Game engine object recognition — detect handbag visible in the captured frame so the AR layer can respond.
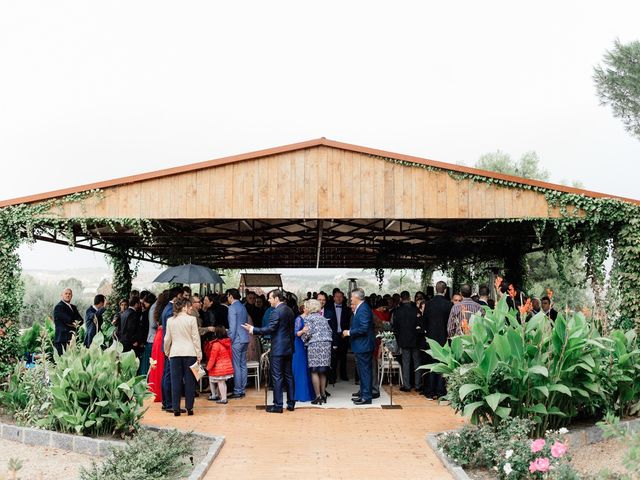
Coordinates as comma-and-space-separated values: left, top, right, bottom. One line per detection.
190, 361, 206, 381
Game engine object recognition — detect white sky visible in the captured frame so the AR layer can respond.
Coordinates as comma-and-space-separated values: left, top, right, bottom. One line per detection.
2, 1, 639, 271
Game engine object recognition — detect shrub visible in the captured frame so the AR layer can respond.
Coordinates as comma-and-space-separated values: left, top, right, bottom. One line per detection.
49, 333, 152, 436
79, 429, 196, 480
423, 297, 640, 436
0, 317, 21, 380
0, 363, 29, 413
0, 359, 53, 428
437, 420, 576, 479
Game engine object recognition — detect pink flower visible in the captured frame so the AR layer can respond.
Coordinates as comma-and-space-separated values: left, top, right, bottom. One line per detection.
551, 441, 567, 458
529, 461, 538, 473
531, 438, 546, 453
535, 458, 550, 472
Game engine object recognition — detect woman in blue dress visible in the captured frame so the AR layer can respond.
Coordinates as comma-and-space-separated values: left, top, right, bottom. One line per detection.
292, 305, 315, 402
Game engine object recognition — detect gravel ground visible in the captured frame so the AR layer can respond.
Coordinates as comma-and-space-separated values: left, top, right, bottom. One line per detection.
570, 437, 629, 478
0, 437, 95, 479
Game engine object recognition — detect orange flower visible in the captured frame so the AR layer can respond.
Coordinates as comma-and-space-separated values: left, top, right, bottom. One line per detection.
518, 298, 532, 317
461, 318, 470, 335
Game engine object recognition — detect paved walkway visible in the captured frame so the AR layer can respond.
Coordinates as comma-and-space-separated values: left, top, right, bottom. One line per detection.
142, 385, 464, 479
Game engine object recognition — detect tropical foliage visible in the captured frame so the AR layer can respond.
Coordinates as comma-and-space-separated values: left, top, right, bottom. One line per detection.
49, 333, 151, 436
0, 332, 151, 437
423, 297, 640, 437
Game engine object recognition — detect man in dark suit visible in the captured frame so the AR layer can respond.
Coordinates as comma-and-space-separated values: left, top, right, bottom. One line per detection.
541, 296, 558, 321
423, 281, 453, 399
84, 294, 106, 348
119, 296, 142, 353
476, 285, 490, 307
344, 288, 375, 405
53, 288, 83, 355
325, 290, 352, 383
393, 290, 423, 392
243, 289, 295, 413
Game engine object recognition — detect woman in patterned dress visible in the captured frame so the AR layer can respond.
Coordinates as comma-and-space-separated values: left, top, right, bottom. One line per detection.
300, 299, 333, 405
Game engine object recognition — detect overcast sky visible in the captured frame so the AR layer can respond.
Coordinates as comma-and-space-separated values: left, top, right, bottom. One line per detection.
2, 1, 639, 272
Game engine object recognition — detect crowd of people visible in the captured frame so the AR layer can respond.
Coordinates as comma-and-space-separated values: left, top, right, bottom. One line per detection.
51, 275, 560, 415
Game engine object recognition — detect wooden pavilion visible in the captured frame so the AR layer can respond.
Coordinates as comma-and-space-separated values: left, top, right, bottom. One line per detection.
1, 138, 638, 272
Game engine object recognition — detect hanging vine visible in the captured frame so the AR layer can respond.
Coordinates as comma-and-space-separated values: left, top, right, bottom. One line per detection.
0, 189, 157, 377
375, 153, 640, 329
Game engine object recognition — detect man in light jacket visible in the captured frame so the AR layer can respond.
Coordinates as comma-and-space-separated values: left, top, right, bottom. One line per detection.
226, 288, 250, 399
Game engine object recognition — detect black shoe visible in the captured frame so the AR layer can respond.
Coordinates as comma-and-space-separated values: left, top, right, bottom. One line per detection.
266, 406, 283, 413
174, 411, 181, 416
352, 392, 361, 397
216, 399, 228, 404
311, 396, 323, 405
228, 393, 245, 399
286, 405, 295, 412
321, 394, 327, 402
372, 392, 380, 399
207, 395, 220, 401
352, 397, 362, 403
400, 386, 411, 392
324, 391, 331, 397
353, 399, 372, 405
187, 410, 194, 416
161, 406, 168, 411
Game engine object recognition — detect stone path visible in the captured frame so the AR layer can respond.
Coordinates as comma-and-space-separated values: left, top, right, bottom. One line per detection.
143, 385, 464, 479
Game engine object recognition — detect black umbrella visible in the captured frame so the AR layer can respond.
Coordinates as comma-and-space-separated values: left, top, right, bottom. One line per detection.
153, 264, 225, 284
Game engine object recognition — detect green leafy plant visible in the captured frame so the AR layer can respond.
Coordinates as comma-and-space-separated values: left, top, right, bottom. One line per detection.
48, 333, 152, 436
0, 317, 20, 380
423, 297, 638, 436
79, 429, 196, 480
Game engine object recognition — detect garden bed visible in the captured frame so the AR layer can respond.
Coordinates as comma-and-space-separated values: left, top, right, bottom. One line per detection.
0, 421, 224, 480
427, 417, 640, 480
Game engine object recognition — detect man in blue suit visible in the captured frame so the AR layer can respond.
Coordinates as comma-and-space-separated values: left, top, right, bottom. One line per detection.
226, 288, 250, 399
84, 294, 106, 348
243, 289, 295, 413
343, 288, 375, 405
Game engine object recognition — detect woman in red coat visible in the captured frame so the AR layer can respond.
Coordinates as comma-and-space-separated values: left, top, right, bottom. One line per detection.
206, 326, 234, 404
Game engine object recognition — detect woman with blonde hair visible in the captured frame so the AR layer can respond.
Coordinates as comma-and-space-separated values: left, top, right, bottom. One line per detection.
300, 298, 332, 404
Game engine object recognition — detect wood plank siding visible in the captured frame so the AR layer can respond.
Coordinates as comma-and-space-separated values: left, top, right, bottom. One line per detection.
48, 145, 558, 220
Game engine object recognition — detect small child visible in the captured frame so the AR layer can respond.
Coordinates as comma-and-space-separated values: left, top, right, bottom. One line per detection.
206, 326, 234, 404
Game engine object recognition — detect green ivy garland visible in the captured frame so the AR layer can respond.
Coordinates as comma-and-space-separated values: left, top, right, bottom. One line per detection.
375, 154, 640, 328
104, 245, 140, 322
0, 190, 156, 377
